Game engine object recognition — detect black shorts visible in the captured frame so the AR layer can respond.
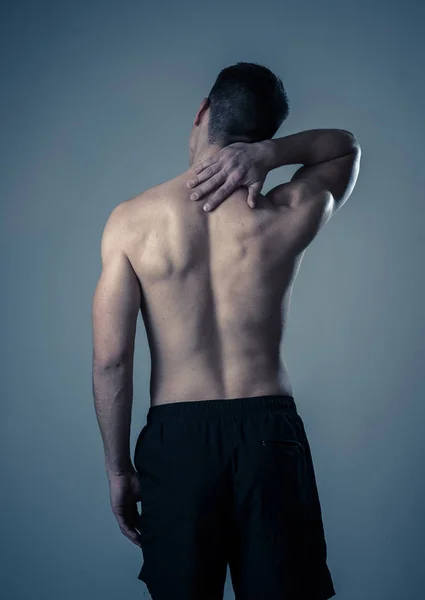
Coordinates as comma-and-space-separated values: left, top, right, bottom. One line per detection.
133, 394, 336, 600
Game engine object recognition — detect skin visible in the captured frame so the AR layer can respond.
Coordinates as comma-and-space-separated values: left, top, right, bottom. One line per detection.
92, 96, 360, 547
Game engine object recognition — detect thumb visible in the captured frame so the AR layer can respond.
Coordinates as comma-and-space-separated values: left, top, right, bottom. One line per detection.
247, 182, 262, 209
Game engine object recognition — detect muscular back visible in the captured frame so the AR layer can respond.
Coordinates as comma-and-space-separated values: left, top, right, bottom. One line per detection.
125, 169, 331, 405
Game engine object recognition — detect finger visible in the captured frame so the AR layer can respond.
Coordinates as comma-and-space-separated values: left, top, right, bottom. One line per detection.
204, 171, 243, 211
247, 188, 256, 209
186, 163, 221, 191
190, 170, 227, 202
247, 182, 263, 208
193, 156, 214, 175
121, 526, 142, 548
203, 181, 235, 212
115, 513, 142, 548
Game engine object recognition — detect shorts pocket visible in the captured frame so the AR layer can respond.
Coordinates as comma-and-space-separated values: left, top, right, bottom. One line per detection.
258, 410, 305, 452
261, 439, 305, 453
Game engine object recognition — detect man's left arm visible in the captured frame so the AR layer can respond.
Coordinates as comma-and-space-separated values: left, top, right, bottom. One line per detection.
92, 203, 144, 548
92, 202, 141, 476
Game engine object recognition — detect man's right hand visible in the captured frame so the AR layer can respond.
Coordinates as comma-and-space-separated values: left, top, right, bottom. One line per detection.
186, 141, 270, 212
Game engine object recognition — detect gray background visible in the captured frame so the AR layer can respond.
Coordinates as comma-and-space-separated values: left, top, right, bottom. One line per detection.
2, 1, 424, 599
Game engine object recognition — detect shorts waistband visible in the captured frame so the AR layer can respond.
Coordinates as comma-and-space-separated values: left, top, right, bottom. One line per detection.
147, 394, 297, 423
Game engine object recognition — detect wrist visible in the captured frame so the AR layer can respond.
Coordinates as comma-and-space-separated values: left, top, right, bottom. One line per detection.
256, 139, 276, 172
105, 458, 134, 477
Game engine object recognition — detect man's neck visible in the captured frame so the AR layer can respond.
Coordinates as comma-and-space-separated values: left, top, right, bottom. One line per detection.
192, 144, 224, 166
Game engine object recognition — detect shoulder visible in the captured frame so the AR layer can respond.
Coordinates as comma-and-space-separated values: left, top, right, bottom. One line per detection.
106, 189, 153, 226
104, 170, 187, 232
100, 191, 147, 252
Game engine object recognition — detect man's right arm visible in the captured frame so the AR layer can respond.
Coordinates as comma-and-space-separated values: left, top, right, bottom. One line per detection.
261, 129, 361, 213
186, 128, 361, 216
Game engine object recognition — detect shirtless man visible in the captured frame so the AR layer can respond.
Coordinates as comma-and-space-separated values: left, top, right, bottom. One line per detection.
92, 62, 361, 600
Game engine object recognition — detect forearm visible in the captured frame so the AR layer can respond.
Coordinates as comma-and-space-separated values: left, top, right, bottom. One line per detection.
92, 363, 134, 475
260, 129, 359, 170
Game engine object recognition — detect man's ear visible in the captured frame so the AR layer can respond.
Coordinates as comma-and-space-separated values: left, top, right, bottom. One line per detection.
194, 97, 210, 125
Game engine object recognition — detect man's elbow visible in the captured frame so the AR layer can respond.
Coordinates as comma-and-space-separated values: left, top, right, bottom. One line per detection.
92, 352, 133, 372
337, 130, 361, 155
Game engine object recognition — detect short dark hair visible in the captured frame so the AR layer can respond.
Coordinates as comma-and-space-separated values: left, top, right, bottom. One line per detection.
207, 62, 289, 147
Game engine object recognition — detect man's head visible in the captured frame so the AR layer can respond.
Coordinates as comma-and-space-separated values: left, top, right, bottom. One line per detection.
189, 62, 289, 166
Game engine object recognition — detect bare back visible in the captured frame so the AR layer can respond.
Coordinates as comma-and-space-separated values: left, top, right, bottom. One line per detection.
124, 170, 327, 406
